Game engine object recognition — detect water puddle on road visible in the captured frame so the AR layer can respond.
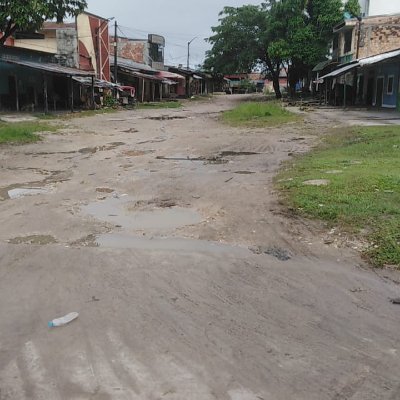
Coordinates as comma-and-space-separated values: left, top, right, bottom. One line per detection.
82, 196, 203, 232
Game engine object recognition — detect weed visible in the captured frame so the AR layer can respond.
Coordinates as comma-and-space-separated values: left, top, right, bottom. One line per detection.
276, 125, 400, 267
222, 101, 300, 127
0, 121, 57, 144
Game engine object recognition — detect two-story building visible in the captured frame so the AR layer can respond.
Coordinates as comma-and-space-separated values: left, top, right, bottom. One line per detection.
0, 11, 112, 112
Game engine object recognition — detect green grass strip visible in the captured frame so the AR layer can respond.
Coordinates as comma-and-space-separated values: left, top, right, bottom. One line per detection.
277, 125, 400, 267
0, 121, 57, 144
222, 101, 300, 127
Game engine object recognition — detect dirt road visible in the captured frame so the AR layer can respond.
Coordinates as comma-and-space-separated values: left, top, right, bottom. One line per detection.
0, 95, 399, 399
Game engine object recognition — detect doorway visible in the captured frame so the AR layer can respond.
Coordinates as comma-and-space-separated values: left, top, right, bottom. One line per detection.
375, 77, 384, 107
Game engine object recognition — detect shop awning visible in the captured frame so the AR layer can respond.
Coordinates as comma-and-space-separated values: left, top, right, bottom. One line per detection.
359, 48, 400, 66
0, 58, 95, 77
73, 77, 117, 88
319, 62, 359, 81
156, 70, 185, 80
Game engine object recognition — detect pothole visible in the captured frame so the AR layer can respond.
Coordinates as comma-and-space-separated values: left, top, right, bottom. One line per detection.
82, 196, 202, 232
8, 187, 51, 199
219, 151, 259, 157
234, 171, 256, 175
96, 187, 114, 193
8, 235, 57, 245
123, 149, 154, 157
69, 234, 98, 247
145, 115, 187, 121
249, 245, 291, 261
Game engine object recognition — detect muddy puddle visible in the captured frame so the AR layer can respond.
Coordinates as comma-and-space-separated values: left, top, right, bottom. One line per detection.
8, 235, 57, 245
82, 196, 202, 232
145, 115, 187, 121
95, 233, 247, 255
123, 149, 154, 157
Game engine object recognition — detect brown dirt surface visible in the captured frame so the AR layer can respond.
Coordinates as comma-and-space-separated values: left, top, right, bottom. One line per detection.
0, 94, 399, 399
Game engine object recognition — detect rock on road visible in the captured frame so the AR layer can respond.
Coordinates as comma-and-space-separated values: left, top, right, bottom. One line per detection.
0, 95, 399, 399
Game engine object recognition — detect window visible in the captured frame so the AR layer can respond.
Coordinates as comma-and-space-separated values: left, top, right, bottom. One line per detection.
387, 76, 394, 95
149, 43, 164, 63
344, 30, 353, 54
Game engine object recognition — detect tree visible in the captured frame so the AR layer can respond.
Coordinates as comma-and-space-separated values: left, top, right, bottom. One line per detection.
267, 0, 343, 95
0, 0, 87, 45
204, 5, 283, 98
344, 0, 361, 17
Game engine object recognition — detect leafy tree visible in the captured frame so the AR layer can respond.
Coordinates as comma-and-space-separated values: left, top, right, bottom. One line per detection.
204, 5, 283, 98
0, 0, 87, 45
267, 0, 343, 94
344, 0, 361, 17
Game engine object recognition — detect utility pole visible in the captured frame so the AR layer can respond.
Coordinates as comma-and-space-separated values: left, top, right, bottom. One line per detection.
187, 37, 197, 70
114, 20, 118, 94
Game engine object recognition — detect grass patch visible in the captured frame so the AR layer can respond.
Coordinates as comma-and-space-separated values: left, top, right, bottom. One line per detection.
137, 101, 182, 109
222, 101, 300, 127
276, 125, 400, 267
0, 121, 57, 144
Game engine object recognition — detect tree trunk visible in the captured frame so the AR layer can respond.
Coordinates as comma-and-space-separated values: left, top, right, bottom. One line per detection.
272, 73, 282, 99
265, 57, 282, 99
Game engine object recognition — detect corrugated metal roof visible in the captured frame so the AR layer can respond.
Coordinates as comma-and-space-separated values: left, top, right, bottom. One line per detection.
0, 58, 95, 76
118, 67, 163, 81
110, 57, 157, 72
319, 62, 359, 80
157, 70, 185, 80
72, 77, 117, 88
312, 60, 331, 72
359, 48, 400, 66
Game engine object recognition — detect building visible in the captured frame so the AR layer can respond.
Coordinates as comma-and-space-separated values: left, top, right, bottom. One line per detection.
365, 0, 400, 17
0, 11, 112, 112
110, 34, 165, 71
332, 14, 400, 64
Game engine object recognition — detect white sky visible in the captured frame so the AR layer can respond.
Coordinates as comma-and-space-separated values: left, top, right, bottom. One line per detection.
369, 0, 400, 16
86, 0, 261, 68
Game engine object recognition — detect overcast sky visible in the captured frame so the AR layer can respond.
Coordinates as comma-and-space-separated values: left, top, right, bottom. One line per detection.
86, 0, 262, 68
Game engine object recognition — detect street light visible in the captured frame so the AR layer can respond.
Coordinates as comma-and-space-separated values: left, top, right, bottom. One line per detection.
187, 36, 197, 70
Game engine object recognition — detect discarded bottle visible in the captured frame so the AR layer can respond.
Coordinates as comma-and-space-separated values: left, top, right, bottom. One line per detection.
48, 312, 79, 328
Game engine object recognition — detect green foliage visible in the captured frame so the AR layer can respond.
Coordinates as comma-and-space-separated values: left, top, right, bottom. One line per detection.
204, 5, 269, 75
0, 121, 57, 144
103, 94, 118, 108
267, 0, 343, 88
0, 0, 87, 45
276, 125, 400, 267
344, 0, 361, 17
205, 0, 344, 98
222, 101, 300, 127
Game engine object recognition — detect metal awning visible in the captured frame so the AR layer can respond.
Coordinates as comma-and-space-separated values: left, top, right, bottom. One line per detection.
156, 70, 185, 80
312, 60, 331, 72
119, 67, 163, 82
193, 74, 203, 80
0, 58, 95, 77
359, 48, 400, 66
73, 77, 117, 88
319, 62, 359, 80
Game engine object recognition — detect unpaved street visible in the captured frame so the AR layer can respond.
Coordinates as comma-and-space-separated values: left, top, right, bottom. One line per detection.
0, 95, 399, 399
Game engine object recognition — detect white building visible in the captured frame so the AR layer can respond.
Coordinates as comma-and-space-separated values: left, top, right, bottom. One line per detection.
360, 0, 400, 17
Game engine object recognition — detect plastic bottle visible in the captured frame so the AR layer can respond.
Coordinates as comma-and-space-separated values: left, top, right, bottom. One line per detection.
48, 312, 79, 327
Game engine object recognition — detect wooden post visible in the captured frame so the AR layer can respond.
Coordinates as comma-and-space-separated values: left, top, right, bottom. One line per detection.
343, 73, 347, 109
91, 76, 95, 110
141, 78, 145, 103
152, 82, 155, 102
70, 76, 74, 112
14, 74, 19, 111
43, 74, 48, 114
160, 83, 162, 101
